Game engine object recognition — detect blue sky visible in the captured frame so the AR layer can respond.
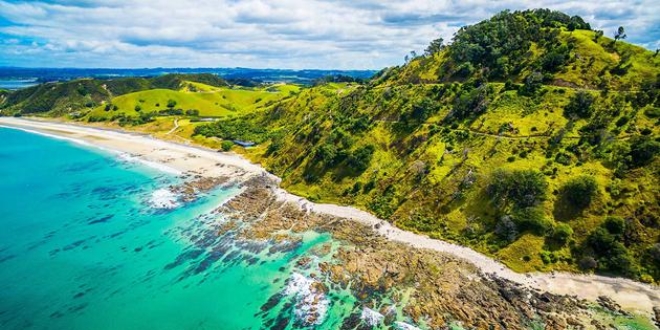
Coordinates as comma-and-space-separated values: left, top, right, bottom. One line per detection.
0, 0, 658, 69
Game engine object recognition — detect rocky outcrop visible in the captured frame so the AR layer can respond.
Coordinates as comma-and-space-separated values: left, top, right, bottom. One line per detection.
214, 183, 645, 329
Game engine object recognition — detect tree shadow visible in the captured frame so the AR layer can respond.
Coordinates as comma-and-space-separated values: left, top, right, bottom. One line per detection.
552, 193, 583, 222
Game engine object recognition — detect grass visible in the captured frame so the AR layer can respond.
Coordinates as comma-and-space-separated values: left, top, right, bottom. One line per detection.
86, 82, 301, 119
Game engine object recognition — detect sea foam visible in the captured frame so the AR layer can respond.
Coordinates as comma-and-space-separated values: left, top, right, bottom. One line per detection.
284, 273, 329, 326
395, 321, 422, 330
117, 153, 182, 176
360, 307, 384, 326
149, 189, 180, 209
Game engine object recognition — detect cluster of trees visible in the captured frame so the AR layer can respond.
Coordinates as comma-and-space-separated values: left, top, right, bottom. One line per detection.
580, 217, 638, 276
488, 169, 552, 241
157, 108, 199, 116
193, 117, 268, 143
564, 91, 596, 119
441, 9, 588, 81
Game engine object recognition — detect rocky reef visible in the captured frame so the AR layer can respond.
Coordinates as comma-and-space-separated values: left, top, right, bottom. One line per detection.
212, 176, 647, 330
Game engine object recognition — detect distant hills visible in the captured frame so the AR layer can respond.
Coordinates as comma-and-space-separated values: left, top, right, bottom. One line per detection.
0, 67, 377, 87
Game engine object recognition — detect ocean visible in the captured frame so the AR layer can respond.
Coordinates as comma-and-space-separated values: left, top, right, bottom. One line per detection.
0, 127, 394, 330
0, 79, 38, 90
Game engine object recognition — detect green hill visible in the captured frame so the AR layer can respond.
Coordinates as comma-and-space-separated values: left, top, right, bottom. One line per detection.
0, 73, 229, 116
193, 10, 660, 282
86, 83, 300, 123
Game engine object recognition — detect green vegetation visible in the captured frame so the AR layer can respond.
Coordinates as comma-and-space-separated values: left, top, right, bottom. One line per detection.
220, 140, 234, 151
5, 9, 660, 283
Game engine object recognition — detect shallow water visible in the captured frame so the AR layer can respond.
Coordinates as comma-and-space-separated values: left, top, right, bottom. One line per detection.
0, 127, 426, 330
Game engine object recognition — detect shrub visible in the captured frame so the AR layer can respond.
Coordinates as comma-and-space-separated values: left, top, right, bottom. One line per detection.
603, 216, 625, 237
488, 169, 547, 209
495, 215, 518, 242
587, 227, 616, 251
512, 207, 553, 235
648, 243, 660, 262
220, 140, 234, 151
552, 223, 574, 244
167, 99, 177, 108
561, 175, 598, 209
628, 136, 660, 167
579, 256, 598, 271
347, 145, 375, 173
615, 116, 629, 127
563, 91, 595, 119
135, 105, 142, 112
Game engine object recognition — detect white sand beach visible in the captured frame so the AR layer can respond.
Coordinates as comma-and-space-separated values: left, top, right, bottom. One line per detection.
1, 117, 658, 315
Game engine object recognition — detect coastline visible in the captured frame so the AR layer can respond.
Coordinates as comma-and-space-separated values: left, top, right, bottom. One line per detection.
1, 117, 658, 316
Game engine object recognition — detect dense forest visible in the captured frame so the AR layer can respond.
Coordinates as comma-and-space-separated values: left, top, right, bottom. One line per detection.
2, 9, 659, 283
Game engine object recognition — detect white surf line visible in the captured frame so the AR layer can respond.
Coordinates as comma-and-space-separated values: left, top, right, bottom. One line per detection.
1, 117, 658, 315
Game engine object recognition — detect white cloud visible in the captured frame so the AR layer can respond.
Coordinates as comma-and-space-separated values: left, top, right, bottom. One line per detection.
0, 0, 658, 69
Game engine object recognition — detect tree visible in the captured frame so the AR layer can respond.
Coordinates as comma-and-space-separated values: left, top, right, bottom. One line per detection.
495, 215, 518, 242
561, 175, 598, 209
593, 30, 604, 42
614, 26, 626, 44
167, 99, 177, 108
518, 72, 544, 96
552, 223, 574, 244
628, 136, 660, 167
564, 91, 595, 119
512, 207, 553, 235
488, 169, 547, 209
424, 38, 444, 56
603, 216, 625, 237
220, 140, 234, 151
347, 145, 375, 172
134, 105, 142, 112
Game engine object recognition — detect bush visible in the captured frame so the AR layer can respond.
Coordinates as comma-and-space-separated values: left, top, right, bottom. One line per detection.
587, 227, 616, 251
488, 169, 547, 209
579, 256, 598, 271
552, 223, 573, 244
603, 216, 625, 237
628, 136, 660, 167
564, 91, 595, 119
220, 140, 234, 151
495, 215, 518, 242
347, 145, 375, 173
561, 175, 598, 209
512, 207, 553, 235
167, 99, 177, 108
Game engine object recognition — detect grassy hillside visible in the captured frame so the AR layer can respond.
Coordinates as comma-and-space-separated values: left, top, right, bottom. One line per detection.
192, 10, 660, 282
381, 9, 659, 91
0, 73, 229, 116
85, 82, 301, 125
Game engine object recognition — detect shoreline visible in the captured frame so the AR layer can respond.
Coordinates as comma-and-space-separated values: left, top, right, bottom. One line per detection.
1, 117, 658, 315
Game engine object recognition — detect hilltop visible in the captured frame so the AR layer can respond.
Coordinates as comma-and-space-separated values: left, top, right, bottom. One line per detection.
2, 9, 659, 284
192, 9, 660, 283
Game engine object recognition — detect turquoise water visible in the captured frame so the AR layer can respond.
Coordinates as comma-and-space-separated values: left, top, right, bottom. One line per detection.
0, 127, 426, 330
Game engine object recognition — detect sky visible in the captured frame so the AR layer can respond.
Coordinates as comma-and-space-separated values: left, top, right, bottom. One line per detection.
0, 0, 658, 70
